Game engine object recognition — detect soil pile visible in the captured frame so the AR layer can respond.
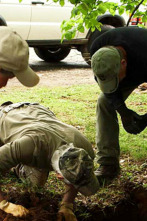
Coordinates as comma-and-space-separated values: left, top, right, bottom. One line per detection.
0, 185, 146, 221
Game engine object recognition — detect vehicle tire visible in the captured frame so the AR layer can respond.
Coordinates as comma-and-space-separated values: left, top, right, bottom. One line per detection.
34, 47, 71, 62
0, 16, 7, 26
81, 25, 115, 65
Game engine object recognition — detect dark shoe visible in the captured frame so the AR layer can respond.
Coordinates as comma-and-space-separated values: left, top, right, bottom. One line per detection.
95, 164, 120, 186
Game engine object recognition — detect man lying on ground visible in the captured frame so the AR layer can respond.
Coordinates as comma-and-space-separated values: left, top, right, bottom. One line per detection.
0, 101, 100, 221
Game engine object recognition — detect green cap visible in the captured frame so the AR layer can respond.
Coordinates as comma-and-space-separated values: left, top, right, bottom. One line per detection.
91, 47, 121, 93
51, 144, 100, 196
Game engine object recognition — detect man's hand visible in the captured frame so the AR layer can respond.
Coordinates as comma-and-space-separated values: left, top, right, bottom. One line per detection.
117, 104, 147, 134
57, 202, 77, 221
0, 200, 29, 217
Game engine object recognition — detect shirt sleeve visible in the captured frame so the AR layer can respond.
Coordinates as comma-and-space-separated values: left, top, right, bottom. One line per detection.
104, 88, 125, 110
90, 30, 112, 57
90, 37, 102, 57
0, 136, 35, 172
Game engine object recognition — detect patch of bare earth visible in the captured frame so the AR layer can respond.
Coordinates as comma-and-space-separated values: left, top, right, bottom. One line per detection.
7, 49, 95, 88
0, 156, 146, 221
0, 188, 146, 221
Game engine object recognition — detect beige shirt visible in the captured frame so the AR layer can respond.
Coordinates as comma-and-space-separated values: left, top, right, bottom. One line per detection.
0, 103, 94, 172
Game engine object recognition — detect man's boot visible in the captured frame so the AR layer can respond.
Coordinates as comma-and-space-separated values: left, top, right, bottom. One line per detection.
95, 164, 120, 186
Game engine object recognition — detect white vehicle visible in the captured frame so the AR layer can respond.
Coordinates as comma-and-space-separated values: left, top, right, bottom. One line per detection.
0, 0, 128, 64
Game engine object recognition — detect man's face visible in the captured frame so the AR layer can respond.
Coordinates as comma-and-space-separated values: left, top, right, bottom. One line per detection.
0, 69, 14, 88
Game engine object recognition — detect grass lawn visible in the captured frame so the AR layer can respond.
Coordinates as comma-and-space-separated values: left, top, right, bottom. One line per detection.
1, 84, 146, 160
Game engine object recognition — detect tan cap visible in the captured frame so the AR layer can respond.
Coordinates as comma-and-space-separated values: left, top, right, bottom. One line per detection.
0, 26, 39, 87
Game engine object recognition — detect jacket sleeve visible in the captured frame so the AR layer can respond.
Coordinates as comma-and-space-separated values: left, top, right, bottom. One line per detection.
104, 88, 125, 110
0, 136, 35, 172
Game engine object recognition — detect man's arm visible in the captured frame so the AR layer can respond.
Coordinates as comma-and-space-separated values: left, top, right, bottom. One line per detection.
62, 184, 78, 204
0, 136, 36, 217
104, 88, 124, 110
57, 184, 78, 221
117, 104, 147, 134
0, 136, 35, 172
104, 90, 147, 134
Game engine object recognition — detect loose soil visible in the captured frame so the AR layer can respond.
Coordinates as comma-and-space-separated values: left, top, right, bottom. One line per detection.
0, 179, 147, 221
1, 50, 147, 221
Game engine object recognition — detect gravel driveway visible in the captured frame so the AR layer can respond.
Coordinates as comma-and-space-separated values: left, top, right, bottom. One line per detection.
7, 48, 95, 88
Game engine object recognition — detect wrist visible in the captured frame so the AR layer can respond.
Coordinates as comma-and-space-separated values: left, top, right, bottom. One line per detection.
0, 200, 8, 209
104, 89, 124, 110
0, 189, 5, 202
116, 103, 128, 115
62, 184, 77, 204
60, 202, 73, 210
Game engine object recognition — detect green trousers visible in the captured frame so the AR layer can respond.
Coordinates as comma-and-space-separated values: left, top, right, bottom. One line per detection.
96, 85, 137, 166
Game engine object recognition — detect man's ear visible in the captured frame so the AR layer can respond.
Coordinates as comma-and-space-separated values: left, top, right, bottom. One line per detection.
56, 173, 64, 180
121, 59, 127, 68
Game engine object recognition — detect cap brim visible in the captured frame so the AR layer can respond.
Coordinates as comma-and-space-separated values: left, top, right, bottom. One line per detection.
78, 173, 100, 196
14, 66, 40, 87
97, 75, 119, 94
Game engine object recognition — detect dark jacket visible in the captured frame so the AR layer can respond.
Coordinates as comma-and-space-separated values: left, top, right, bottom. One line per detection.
90, 27, 147, 108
